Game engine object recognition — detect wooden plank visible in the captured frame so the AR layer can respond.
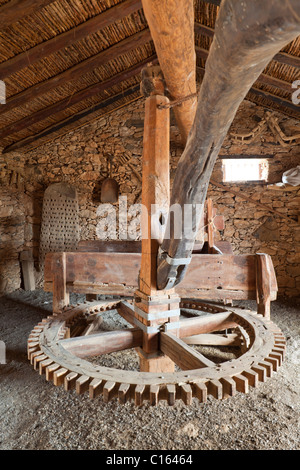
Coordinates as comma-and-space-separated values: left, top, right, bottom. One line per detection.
60, 328, 142, 358
77, 240, 207, 253
44, 252, 258, 291
160, 331, 215, 370
52, 253, 69, 314
0, 0, 55, 30
20, 250, 35, 291
77, 240, 142, 253
0, 0, 143, 78
256, 253, 275, 318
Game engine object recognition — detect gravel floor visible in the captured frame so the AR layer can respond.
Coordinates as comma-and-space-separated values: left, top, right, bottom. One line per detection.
0, 289, 299, 451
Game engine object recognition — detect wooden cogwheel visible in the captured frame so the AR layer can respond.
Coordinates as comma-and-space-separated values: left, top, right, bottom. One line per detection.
27, 299, 286, 406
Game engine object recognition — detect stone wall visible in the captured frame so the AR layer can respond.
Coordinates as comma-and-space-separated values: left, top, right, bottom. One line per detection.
0, 98, 299, 297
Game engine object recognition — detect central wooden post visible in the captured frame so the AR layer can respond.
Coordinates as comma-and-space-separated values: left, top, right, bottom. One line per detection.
135, 67, 179, 373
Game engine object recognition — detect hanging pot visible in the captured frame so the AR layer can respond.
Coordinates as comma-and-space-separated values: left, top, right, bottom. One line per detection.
101, 156, 119, 203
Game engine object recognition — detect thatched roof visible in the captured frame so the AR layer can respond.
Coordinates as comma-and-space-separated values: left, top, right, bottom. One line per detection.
0, 0, 299, 154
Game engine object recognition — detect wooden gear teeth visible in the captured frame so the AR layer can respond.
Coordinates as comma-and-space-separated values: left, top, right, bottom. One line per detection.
27, 299, 286, 406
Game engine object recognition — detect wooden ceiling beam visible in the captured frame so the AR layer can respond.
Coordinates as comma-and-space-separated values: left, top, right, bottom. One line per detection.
0, 54, 156, 141
2, 84, 141, 154
1, 47, 296, 144
0, 0, 55, 30
2, 28, 152, 114
248, 87, 300, 114
0, 0, 143, 79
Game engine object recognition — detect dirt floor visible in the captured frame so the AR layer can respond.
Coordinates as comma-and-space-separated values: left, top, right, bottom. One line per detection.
0, 288, 299, 451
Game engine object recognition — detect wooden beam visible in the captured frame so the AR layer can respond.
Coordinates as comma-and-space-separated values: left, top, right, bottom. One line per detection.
178, 312, 237, 338
195, 22, 300, 69
248, 86, 300, 114
117, 301, 136, 328
0, 54, 155, 141
0, 0, 143, 79
141, 0, 197, 144
160, 331, 215, 369
274, 51, 300, 69
0, 0, 55, 30
183, 333, 240, 346
3, 22, 296, 116
196, 49, 298, 95
59, 328, 143, 358
2, 28, 152, 115
2, 84, 141, 153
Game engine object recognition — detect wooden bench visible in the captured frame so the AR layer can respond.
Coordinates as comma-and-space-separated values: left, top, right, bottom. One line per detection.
44, 241, 278, 318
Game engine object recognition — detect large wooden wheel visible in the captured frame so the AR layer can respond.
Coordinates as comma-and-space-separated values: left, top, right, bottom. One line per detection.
27, 298, 285, 406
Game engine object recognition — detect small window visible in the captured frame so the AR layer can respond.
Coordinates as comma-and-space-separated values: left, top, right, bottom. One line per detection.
222, 158, 269, 183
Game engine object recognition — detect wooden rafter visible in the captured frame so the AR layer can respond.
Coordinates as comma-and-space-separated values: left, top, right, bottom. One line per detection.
0, 0, 143, 79
1, 28, 152, 116
0, 0, 55, 30
0, 53, 155, 141
2, 84, 142, 154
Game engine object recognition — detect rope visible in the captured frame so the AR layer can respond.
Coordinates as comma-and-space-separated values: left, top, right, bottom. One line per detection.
157, 92, 198, 109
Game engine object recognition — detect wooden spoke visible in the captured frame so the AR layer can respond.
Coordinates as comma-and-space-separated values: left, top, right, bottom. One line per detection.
59, 328, 143, 358
179, 312, 237, 338
182, 333, 241, 347
160, 331, 215, 370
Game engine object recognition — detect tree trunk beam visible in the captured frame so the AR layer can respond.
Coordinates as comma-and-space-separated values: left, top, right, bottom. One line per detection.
141, 0, 197, 144
157, 0, 300, 290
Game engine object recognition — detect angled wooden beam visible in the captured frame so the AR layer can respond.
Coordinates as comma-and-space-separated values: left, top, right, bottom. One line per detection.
160, 331, 215, 370
196, 52, 299, 110
0, 53, 155, 141
0, 0, 55, 30
2, 84, 141, 153
0, 0, 143, 79
2, 28, 151, 114
195, 22, 300, 69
